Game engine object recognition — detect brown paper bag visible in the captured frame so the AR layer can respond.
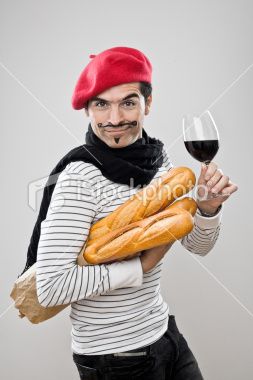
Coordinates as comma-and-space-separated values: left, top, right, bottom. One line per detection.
10, 263, 69, 324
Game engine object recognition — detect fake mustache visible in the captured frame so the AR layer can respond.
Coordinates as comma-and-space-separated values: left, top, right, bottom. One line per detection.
97, 121, 138, 128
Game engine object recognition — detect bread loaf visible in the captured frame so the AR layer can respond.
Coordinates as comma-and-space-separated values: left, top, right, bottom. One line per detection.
88, 167, 196, 242
81, 206, 195, 264
165, 197, 197, 216
77, 196, 197, 265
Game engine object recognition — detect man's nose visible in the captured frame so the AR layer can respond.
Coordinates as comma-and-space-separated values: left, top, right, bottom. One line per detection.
107, 105, 124, 125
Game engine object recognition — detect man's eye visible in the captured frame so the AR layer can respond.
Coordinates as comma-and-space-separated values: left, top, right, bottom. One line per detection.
94, 100, 136, 108
95, 101, 107, 107
123, 101, 135, 107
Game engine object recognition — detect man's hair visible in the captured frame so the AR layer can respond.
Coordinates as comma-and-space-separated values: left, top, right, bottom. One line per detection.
139, 81, 152, 103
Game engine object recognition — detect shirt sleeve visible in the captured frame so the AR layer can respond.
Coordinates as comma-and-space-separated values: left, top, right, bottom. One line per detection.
36, 162, 143, 308
161, 147, 222, 256
180, 206, 222, 256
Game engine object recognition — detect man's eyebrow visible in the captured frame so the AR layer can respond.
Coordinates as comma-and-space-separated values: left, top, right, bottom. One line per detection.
90, 93, 140, 103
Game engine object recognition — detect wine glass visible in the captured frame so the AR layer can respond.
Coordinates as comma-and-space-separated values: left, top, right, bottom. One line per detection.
182, 110, 229, 199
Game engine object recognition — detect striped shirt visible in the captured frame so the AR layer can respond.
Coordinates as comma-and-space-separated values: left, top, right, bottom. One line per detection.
36, 147, 222, 355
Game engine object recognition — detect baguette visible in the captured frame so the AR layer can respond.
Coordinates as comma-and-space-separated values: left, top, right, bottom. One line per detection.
81, 204, 196, 265
87, 167, 196, 242
165, 197, 197, 216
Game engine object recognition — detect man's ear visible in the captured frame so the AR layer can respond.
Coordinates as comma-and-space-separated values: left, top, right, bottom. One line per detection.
144, 95, 152, 115
84, 107, 89, 117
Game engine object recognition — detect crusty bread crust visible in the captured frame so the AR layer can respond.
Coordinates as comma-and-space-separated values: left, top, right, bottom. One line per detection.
88, 167, 196, 241
77, 167, 197, 265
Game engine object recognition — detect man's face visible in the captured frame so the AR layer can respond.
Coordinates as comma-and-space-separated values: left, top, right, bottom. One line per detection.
85, 82, 152, 148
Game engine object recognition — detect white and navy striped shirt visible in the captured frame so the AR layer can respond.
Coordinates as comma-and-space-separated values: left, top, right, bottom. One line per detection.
36, 147, 222, 355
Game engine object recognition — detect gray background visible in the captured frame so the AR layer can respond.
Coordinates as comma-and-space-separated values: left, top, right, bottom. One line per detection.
1, 1, 252, 379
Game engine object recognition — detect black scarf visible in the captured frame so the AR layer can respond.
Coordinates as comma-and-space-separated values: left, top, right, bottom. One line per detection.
19, 123, 164, 276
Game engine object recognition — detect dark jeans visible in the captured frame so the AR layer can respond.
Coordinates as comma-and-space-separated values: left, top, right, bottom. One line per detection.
72, 315, 204, 379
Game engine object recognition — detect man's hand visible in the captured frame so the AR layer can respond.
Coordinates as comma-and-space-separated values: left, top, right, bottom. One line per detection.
140, 243, 173, 273
196, 162, 238, 215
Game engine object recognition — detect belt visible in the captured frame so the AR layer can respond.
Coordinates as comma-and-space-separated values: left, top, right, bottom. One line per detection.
112, 345, 150, 357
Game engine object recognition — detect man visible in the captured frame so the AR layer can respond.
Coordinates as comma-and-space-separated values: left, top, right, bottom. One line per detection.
36, 47, 238, 379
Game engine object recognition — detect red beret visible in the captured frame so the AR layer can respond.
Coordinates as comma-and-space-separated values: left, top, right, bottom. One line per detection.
71, 46, 152, 110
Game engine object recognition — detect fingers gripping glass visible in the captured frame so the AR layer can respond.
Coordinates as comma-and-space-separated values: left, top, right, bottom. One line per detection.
182, 111, 230, 199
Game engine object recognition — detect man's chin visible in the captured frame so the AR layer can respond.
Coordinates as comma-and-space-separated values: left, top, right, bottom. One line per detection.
106, 138, 129, 148
104, 134, 134, 148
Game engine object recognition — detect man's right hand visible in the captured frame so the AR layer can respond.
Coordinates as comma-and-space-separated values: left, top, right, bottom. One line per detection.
140, 243, 174, 273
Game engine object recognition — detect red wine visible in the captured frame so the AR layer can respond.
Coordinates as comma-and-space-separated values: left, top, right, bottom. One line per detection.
184, 139, 219, 163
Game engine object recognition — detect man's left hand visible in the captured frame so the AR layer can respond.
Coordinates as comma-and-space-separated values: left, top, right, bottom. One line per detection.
196, 162, 238, 215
